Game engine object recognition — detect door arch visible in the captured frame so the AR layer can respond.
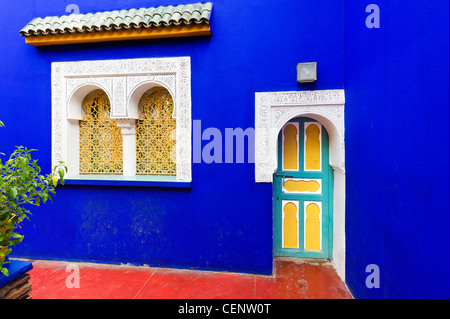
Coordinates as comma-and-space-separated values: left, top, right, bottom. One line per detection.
273, 117, 333, 259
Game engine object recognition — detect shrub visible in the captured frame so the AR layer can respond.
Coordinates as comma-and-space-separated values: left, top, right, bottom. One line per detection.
1, 120, 66, 276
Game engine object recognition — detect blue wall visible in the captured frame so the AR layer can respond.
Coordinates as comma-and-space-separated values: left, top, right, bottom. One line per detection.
0, 0, 344, 276
1, 0, 448, 298
344, 2, 449, 298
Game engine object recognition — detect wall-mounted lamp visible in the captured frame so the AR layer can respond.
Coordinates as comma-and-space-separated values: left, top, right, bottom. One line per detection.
297, 62, 317, 83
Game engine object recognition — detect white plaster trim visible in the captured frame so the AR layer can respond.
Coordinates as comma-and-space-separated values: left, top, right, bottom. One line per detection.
116, 119, 137, 177
255, 90, 345, 183
52, 57, 192, 182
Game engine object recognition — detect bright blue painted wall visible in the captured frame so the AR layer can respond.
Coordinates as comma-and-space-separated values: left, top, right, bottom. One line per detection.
344, 2, 449, 298
0, 0, 344, 275
1, 1, 448, 298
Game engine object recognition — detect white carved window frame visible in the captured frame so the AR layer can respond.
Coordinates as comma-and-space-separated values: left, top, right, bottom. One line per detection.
254, 89, 347, 280
51, 57, 192, 183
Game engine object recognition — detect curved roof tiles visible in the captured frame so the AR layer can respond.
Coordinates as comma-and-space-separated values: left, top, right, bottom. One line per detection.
20, 2, 213, 37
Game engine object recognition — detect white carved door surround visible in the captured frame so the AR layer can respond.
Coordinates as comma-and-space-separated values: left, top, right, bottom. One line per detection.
254, 89, 346, 280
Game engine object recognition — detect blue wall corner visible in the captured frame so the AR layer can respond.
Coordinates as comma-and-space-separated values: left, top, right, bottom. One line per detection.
344, 1, 449, 298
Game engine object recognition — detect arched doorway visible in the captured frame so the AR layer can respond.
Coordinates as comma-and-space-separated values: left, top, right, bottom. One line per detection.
273, 117, 333, 259
255, 89, 345, 278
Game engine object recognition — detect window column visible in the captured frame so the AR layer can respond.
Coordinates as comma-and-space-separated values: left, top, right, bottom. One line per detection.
116, 119, 137, 176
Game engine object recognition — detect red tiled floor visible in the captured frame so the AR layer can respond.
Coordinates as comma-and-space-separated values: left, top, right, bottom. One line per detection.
22, 258, 353, 299
255, 260, 352, 299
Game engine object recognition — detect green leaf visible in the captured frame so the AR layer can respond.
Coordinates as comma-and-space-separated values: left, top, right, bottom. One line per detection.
1, 267, 9, 276
21, 169, 28, 179
58, 168, 65, 185
21, 157, 29, 166
41, 193, 48, 204
9, 187, 18, 200
10, 234, 24, 245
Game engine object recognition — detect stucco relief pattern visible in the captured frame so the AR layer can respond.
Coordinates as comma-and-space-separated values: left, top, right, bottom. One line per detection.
52, 57, 191, 182
255, 90, 345, 183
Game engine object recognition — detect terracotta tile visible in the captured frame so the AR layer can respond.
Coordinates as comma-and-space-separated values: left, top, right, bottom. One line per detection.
29, 260, 155, 299
255, 260, 352, 299
135, 268, 256, 299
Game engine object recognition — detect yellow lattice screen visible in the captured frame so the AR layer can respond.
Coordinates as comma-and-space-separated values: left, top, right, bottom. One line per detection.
136, 87, 176, 176
79, 90, 123, 174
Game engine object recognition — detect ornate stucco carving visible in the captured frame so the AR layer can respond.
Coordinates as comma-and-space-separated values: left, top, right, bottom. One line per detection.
255, 90, 345, 183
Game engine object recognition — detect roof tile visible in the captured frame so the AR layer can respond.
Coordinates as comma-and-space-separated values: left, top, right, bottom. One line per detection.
20, 2, 213, 37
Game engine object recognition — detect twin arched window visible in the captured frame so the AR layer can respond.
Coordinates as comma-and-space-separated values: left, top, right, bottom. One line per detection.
79, 87, 176, 176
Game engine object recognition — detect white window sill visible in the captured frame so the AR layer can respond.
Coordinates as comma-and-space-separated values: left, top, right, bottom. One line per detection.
63, 175, 191, 188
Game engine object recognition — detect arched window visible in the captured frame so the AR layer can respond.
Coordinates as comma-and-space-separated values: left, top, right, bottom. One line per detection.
53, 57, 192, 183
79, 89, 123, 174
136, 87, 176, 176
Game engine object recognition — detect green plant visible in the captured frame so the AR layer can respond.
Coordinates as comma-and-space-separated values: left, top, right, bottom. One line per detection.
0, 120, 66, 276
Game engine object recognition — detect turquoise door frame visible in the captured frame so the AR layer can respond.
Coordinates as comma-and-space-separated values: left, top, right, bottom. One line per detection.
273, 117, 333, 259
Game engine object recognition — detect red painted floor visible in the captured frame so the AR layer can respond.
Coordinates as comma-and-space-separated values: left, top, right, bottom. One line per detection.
21, 258, 353, 299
